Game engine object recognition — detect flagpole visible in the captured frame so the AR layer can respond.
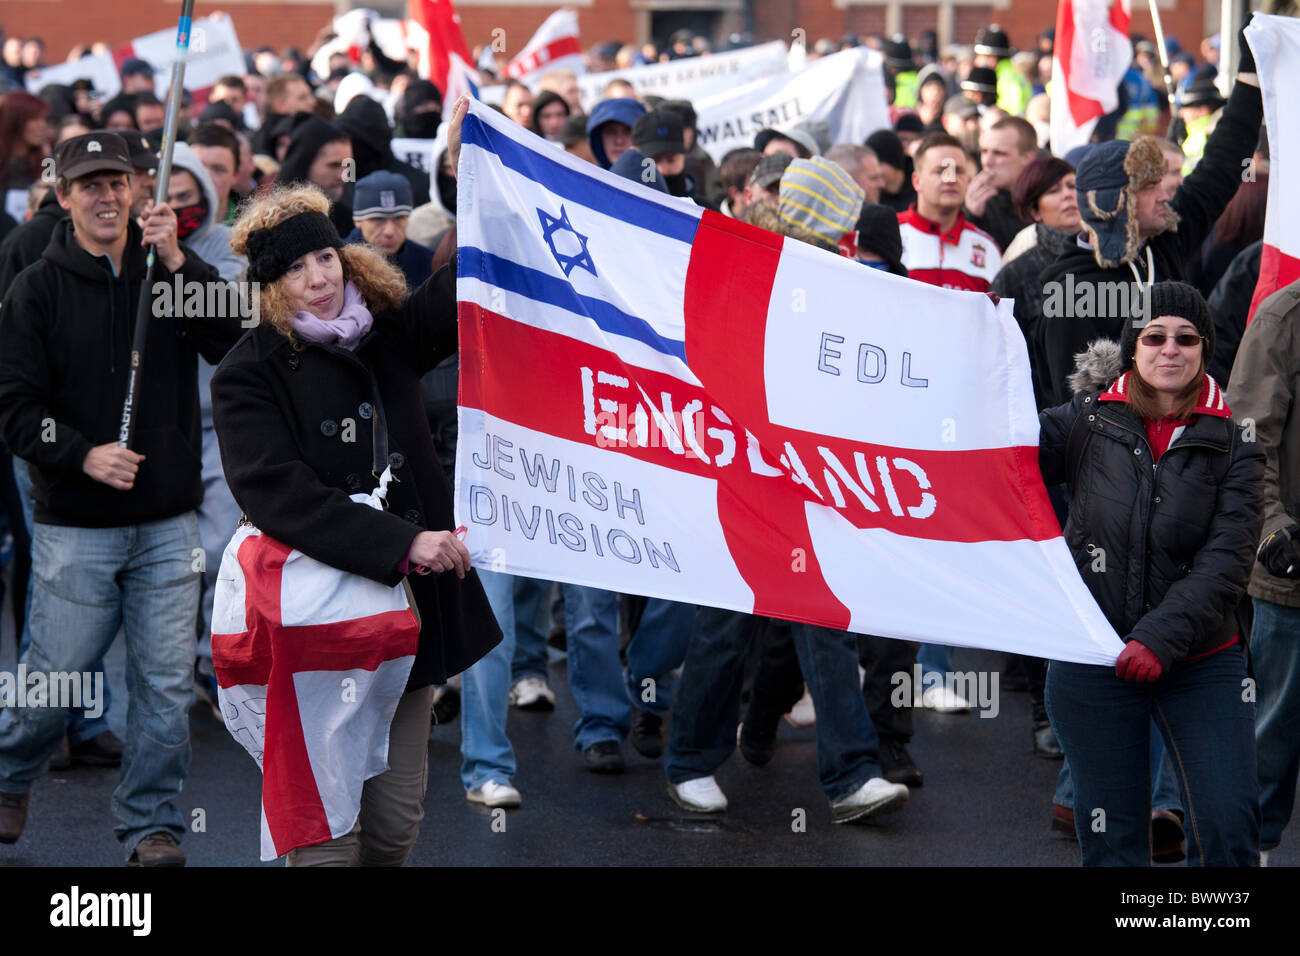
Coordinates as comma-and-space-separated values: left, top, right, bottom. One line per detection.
1147, 0, 1178, 124
118, 0, 197, 449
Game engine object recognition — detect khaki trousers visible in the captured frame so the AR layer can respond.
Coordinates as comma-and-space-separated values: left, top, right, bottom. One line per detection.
286, 684, 434, 867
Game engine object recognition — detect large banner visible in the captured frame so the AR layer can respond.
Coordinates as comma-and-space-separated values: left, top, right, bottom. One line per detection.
692, 48, 890, 163
453, 102, 1124, 665
1246, 14, 1300, 319
576, 41, 789, 111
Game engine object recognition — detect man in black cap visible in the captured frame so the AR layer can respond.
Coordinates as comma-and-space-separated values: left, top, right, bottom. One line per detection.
0, 127, 157, 771
120, 57, 156, 95
660, 99, 720, 203
0, 132, 243, 864
1178, 74, 1228, 174
1037, 19, 1264, 408
961, 66, 1000, 109
344, 169, 435, 288
611, 109, 695, 198
972, 24, 1031, 115
883, 34, 918, 108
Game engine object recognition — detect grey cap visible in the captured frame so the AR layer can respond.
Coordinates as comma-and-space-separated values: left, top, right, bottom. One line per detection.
748, 152, 794, 189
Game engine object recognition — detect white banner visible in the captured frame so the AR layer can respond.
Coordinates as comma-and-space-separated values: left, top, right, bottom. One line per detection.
25, 52, 122, 97
576, 41, 790, 111
126, 13, 247, 97
693, 48, 890, 163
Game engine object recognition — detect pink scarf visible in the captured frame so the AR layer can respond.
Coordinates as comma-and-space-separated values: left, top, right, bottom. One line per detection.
290, 281, 374, 351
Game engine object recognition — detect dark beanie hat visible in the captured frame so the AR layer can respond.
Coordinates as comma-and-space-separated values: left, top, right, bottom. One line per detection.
865, 129, 905, 170
1119, 281, 1214, 372
855, 203, 907, 277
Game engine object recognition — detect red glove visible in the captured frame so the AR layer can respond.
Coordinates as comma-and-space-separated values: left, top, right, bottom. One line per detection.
1115, 640, 1163, 682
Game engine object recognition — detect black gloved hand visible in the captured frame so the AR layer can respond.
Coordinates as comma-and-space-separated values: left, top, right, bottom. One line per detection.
1258, 523, 1300, 578
1239, 12, 1257, 75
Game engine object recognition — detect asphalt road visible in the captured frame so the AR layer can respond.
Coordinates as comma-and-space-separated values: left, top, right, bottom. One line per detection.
1, 617, 1293, 867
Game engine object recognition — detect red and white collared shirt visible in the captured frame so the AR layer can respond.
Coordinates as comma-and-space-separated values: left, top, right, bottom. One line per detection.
897, 206, 1002, 292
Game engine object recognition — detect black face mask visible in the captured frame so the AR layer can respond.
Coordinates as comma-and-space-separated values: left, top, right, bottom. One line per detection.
404, 111, 441, 139
664, 172, 690, 198
438, 169, 457, 214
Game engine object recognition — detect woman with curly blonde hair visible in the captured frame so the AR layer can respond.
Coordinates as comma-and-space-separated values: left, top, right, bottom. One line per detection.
210, 159, 501, 865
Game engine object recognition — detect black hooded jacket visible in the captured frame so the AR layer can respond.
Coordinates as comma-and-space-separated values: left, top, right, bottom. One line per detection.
0, 218, 244, 526
277, 114, 355, 238
0, 188, 67, 298
336, 97, 432, 208
1035, 79, 1263, 407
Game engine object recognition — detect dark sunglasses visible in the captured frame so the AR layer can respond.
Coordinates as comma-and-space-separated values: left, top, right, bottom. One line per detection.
1137, 331, 1204, 348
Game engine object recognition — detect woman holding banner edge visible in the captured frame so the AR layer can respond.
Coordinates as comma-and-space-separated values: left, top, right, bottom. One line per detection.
1037, 281, 1263, 866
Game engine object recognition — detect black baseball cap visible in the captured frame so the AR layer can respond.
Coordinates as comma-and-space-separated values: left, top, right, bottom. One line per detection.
121, 57, 155, 79
54, 132, 135, 181
122, 131, 159, 172
632, 109, 685, 157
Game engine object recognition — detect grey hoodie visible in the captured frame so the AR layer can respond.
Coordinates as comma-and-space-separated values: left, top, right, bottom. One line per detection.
169, 141, 246, 283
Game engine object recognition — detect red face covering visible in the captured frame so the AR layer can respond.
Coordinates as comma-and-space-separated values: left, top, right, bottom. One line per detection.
174, 197, 208, 239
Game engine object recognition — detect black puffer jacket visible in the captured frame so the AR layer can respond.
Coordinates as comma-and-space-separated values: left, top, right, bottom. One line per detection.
1039, 389, 1263, 671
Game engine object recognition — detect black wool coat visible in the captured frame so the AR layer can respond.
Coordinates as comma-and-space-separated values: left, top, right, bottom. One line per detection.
210, 260, 501, 688
1039, 391, 1263, 671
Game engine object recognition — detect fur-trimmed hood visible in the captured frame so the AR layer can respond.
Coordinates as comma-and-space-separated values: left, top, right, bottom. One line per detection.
1067, 338, 1124, 396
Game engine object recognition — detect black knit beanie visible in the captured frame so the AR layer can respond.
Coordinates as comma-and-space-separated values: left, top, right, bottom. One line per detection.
1119, 280, 1215, 372
246, 210, 342, 285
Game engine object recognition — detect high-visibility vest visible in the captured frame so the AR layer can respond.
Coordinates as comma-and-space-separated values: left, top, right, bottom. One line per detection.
1181, 112, 1218, 175
893, 70, 919, 108
995, 59, 1032, 115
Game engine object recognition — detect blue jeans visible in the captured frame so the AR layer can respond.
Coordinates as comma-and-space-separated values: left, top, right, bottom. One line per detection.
13, 458, 112, 745
1252, 598, 1300, 851
1054, 720, 1184, 813
513, 578, 628, 750
625, 599, 693, 718
1046, 646, 1259, 866
459, 568, 518, 790
0, 515, 201, 857
666, 606, 880, 802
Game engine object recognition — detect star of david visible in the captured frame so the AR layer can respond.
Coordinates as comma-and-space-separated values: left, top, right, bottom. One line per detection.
538, 204, 596, 278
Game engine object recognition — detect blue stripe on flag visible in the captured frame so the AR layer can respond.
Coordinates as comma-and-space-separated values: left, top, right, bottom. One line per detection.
462, 114, 700, 246
461, 245, 688, 362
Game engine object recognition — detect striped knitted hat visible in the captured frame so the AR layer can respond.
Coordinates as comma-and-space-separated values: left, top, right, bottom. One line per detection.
778, 157, 865, 253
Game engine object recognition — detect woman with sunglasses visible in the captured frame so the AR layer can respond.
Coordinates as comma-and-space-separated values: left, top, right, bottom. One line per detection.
1037, 281, 1264, 865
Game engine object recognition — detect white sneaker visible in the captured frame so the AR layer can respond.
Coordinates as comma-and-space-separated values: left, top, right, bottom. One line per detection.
668, 776, 728, 813
831, 776, 909, 823
915, 684, 971, 713
785, 688, 816, 727
466, 780, 522, 808
509, 676, 555, 711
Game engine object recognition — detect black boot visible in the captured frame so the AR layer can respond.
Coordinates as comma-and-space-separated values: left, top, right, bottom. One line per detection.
878, 736, 923, 787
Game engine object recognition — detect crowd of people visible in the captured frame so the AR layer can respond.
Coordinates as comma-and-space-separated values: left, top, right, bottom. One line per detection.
0, 11, 1294, 869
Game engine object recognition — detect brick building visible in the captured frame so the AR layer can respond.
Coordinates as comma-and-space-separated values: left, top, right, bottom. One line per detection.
0, 0, 1223, 70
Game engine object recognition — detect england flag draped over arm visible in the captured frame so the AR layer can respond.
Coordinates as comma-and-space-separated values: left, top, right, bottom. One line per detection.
1246, 14, 1300, 320
1049, 0, 1132, 157
454, 101, 1123, 665
505, 9, 585, 81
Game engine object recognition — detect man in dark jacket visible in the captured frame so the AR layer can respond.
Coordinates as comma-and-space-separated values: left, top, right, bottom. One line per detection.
336, 96, 432, 208
0, 133, 244, 864
1226, 278, 1300, 866
344, 170, 434, 288
1036, 26, 1263, 407
277, 114, 355, 238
